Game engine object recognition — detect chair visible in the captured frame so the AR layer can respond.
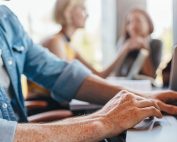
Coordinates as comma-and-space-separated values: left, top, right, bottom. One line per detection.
25, 99, 73, 123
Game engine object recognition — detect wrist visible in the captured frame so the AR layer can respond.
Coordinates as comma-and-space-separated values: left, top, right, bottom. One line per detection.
122, 46, 129, 54
92, 118, 108, 140
102, 115, 125, 138
88, 113, 113, 139
91, 112, 124, 138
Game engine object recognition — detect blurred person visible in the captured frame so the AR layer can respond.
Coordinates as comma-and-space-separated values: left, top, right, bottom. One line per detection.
116, 8, 162, 78
1, 1, 177, 142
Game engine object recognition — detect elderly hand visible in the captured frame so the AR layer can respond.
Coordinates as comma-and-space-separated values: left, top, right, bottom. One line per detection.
94, 90, 162, 138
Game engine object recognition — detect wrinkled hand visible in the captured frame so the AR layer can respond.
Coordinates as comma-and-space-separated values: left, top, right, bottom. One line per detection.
150, 90, 177, 115
96, 90, 162, 137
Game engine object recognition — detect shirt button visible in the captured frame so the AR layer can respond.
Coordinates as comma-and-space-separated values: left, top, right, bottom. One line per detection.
19, 46, 24, 51
2, 103, 8, 109
8, 59, 13, 65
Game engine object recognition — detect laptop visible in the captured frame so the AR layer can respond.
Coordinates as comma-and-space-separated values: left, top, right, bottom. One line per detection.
126, 45, 177, 142
170, 45, 177, 91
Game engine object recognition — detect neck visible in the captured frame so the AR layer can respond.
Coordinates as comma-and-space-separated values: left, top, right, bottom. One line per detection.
62, 25, 77, 39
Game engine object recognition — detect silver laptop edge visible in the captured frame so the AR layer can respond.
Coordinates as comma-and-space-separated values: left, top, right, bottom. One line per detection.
170, 45, 177, 91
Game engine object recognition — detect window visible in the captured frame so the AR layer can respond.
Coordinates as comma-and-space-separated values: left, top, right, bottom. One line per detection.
72, 0, 102, 69
147, 0, 173, 61
1, 0, 57, 42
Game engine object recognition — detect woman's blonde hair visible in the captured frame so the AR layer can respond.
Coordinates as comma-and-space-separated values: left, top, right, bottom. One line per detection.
54, 0, 85, 26
123, 8, 154, 40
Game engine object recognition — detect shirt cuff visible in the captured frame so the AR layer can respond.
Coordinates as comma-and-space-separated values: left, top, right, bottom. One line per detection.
0, 119, 17, 142
51, 60, 92, 102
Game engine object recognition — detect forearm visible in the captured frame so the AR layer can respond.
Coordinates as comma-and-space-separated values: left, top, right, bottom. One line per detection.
14, 115, 106, 142
76, 74, 151, 105
100, 47, 129, 78
76, 49, 128, 79
76, 75, 123, 105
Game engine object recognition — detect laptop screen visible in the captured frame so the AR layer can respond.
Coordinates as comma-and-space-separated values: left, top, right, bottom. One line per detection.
170, 46, 177, 91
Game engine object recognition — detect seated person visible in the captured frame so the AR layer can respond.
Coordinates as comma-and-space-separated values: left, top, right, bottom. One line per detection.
1, 2, 177, 142
116, 8, 162, 78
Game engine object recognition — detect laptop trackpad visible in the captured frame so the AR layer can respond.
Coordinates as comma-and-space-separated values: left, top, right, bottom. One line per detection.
126, 116, 177, 142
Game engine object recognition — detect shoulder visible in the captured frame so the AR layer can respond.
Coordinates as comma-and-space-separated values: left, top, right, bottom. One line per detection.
42, 34, 65, 49
0, 5, 24, 37
0, 5, 11, 14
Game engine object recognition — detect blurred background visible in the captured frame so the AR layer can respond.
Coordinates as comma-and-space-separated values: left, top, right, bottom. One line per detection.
0, 0, 176, 86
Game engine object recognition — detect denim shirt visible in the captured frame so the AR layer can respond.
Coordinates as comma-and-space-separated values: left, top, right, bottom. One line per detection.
0, 5, 91, 142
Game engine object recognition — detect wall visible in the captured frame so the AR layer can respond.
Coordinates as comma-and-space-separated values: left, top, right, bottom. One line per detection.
101, 0, 118, 66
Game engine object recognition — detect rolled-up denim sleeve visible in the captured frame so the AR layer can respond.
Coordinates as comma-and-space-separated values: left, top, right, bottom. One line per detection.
51, 60, 92, 102
0, 119, 17, 142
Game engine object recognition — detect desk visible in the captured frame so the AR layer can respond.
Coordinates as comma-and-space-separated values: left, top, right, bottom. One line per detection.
107, 76, 152, 92
126, 116, 177, 142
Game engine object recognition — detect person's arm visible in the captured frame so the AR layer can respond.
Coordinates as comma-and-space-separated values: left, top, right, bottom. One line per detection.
44, 34, 128, 79
76, 46, 129, 78
14, 90, 162, 142
76, 37, 152, 78
76, 74, 177, 115
76, 75, 122, 104
14, 116, 105, 142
